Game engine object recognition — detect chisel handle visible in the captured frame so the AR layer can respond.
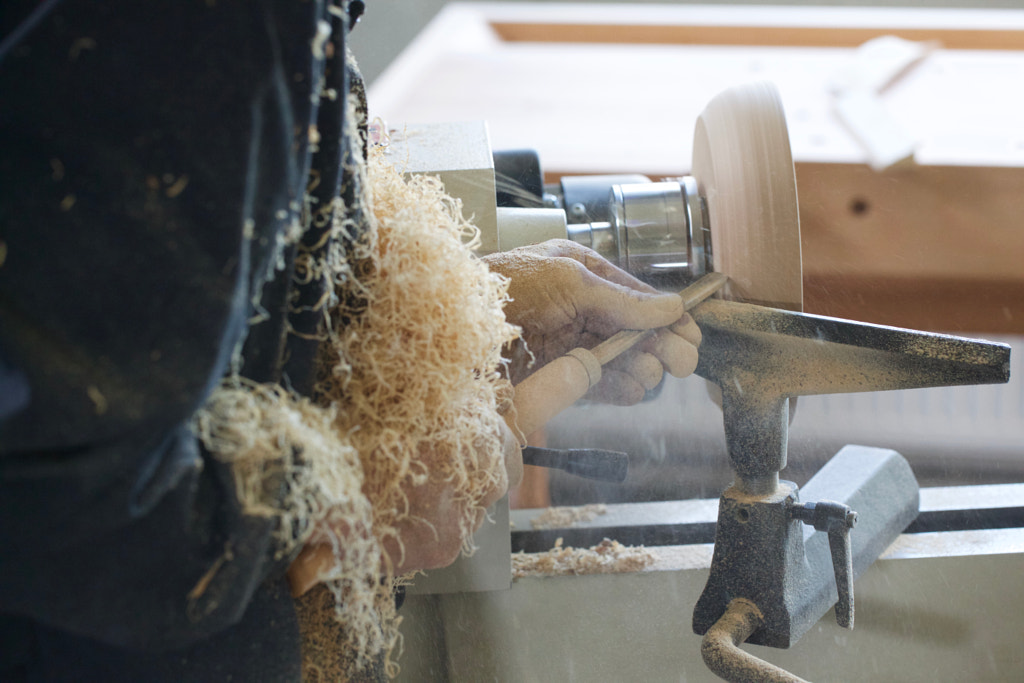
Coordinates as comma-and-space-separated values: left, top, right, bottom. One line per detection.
508, 272, 727, 438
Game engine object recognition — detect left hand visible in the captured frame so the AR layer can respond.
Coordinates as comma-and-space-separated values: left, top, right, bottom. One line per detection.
286, 418, 522, 596
483, 239, 702, 406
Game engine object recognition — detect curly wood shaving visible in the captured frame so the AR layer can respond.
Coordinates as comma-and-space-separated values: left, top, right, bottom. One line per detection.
195, 93, 518, 677
317, 141, 519, 571
193, 380, 386, 663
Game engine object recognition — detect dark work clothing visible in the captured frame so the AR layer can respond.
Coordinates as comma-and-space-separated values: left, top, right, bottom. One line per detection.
0, 0, 362, 679
0, 579, 301, 682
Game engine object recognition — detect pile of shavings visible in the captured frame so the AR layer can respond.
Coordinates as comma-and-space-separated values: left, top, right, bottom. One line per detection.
195, 99, 519, 678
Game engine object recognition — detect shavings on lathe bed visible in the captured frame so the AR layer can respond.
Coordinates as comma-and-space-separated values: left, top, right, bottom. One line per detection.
513, 538, 656, 578
529, 503, 608, 530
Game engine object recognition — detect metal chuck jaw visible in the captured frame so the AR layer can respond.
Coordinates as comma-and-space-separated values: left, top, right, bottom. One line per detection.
564, 175, 712, 288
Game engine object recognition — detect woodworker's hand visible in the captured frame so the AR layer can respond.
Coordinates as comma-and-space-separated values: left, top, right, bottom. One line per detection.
286, 417, 522, 596
483, 239, 702, 406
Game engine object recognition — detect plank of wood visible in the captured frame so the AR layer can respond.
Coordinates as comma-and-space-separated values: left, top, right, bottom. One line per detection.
491, 23, 1024, 51
804, 274, 1024, 335
797, 163, 1024, 283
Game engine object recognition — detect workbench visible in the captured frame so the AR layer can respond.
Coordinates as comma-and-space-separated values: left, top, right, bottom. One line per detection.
369, 2, 1024, 334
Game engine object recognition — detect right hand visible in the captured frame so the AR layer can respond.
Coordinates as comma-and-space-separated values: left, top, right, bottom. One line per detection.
483, 240, 702, 406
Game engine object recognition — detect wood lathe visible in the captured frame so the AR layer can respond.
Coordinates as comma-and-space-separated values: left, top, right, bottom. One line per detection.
375, 71, 1015, 681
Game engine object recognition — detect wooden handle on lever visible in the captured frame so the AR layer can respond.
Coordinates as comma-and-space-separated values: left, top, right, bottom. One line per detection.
507, 272, 727, 439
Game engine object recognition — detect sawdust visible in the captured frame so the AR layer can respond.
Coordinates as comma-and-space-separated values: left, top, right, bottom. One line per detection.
296, 584, 393, 683
512, 538, 656, 578
529, 504, 607, 530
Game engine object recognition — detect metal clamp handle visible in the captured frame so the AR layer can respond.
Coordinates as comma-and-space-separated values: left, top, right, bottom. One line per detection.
791, 500, 858, 628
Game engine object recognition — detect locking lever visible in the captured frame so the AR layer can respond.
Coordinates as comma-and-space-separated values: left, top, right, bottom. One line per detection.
791, 501, 858, 628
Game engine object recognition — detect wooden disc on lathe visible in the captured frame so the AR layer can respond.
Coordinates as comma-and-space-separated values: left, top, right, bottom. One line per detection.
692, 81, 803, 311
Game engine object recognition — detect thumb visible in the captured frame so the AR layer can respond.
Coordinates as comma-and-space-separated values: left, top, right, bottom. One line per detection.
578, 269, 684, 331
287, 544, 334, 597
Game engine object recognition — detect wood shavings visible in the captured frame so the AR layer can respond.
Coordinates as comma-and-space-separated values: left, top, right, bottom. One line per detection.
86, 385, 108, 415
308, 124, 322, 153
311, 20, 332, 60
164, 174, 189, 198
196, 91, 518, 677
193, 379, 385, 668
529, 504, 607, 530
316, 125, 520, 569
186, 542, 233, 604
512, 538, 656, 578
296, 584, 390, 683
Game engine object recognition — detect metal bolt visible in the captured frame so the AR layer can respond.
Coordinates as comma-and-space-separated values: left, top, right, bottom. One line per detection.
789, 501, 857, 532
543, 192, 563, 209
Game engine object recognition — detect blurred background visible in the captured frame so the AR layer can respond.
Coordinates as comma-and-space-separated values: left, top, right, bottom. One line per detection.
351, 1, 1024, 506
351, 0, 1023, 87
